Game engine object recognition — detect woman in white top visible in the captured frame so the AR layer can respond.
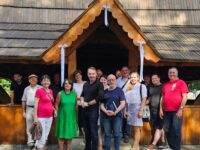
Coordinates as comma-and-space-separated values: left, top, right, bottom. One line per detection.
125, 72, 147, 150
73, 70, 86, 145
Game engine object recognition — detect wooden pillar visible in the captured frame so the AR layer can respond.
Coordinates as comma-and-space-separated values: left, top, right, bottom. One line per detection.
129, 48, 139, 72
68, 50, 77, 79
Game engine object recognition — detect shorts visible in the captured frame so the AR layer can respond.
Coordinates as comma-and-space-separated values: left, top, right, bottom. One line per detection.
150, 112, 164, 129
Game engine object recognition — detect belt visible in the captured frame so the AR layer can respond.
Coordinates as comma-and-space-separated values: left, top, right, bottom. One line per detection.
27, 105, 34, 108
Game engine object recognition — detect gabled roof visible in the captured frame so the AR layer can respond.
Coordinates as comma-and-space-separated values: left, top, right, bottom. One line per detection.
42, 0, 160, 63
0, 0, 200, 63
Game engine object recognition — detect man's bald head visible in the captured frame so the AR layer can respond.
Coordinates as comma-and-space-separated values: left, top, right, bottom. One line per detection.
107, 74, 116, 89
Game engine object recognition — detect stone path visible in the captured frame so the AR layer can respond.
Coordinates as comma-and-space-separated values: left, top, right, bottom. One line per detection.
0, 138, 199, 150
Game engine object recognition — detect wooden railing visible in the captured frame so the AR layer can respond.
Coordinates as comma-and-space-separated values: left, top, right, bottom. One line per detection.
0, 105, 200, 145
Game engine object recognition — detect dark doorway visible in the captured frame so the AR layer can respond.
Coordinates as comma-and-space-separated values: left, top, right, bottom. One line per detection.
77, 25, 129, 79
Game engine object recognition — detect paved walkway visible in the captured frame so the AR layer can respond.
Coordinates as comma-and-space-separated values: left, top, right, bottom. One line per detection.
0, 138, 199, 150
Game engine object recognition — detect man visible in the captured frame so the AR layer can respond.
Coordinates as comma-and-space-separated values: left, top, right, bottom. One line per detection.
10, 73, 27, 105
116, 66, 130, 92
22, 74, 41, 146
116, 66, 130, 143
160, 67, 188, 150
50, 73, 61, 99
100, 74, 126, 150
81, 67, 104, 150
146, 74, 166, 150
144, 75, 151, 86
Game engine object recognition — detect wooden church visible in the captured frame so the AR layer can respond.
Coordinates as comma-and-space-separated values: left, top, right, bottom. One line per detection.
0, 0, 200, 145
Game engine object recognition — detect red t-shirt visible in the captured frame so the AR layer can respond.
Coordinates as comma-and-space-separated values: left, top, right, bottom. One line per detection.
35, 88, 54, 118
162, 79, 188, 111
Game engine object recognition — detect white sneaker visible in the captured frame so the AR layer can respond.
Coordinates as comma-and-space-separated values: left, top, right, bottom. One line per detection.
80, 141, 85, 146
27, 142, 34, 147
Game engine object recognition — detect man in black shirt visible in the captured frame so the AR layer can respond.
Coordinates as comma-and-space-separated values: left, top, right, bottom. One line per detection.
81, 67, 104, 150
9, 73, 27, 105
147, 74, 166, 150
50, 73, 61, 99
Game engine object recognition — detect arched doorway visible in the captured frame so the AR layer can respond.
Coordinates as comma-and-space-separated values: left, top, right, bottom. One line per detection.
77, 25, 129, 78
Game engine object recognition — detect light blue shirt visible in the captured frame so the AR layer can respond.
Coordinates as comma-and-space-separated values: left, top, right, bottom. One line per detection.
116, 77, 130, 92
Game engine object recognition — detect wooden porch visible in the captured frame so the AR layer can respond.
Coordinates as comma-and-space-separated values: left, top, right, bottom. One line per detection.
0, 105, 199, 145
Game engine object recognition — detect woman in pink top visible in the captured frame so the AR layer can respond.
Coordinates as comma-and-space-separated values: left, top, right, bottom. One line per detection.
34, 75, 54, 150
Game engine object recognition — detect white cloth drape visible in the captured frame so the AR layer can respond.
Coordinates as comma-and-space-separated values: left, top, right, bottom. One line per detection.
103, 5, 110, 26
138, 41, 146, 82
58, 44, 68, 86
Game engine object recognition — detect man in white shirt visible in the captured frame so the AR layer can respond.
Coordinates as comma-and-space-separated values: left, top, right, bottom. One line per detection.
22, 74, 41, 146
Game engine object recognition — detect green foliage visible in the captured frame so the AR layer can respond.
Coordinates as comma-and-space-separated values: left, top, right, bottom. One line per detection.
0, 78, 11, 94
188, 80, 200, 92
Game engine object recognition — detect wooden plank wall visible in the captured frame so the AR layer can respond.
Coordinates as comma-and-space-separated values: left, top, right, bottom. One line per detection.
0, 105, 199, 145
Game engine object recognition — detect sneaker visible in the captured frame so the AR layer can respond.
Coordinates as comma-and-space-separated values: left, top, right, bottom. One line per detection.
27, 142, 34, 147
158, 142, 167, 149
123, 137, 129, 143
146, 144, 157, 150
80, 141, 85, 146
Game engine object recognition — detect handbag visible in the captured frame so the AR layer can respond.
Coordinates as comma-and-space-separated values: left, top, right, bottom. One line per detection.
29, 122, 42, 140
140, 84, 150, 122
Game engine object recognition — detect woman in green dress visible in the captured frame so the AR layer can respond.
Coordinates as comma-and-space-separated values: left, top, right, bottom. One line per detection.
55, 79, 78, 150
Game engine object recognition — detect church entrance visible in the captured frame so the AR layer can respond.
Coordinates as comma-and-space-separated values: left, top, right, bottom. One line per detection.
76, 25, 129, 78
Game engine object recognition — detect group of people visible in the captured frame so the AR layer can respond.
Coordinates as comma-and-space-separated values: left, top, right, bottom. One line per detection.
8, 66, 188, 150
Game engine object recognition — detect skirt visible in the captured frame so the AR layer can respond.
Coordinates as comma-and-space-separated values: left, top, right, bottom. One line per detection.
127, 103, 143, 126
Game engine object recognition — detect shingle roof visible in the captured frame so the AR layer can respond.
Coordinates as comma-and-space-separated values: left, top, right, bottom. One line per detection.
0, 0, 200, 62
0, 23, 67, 57
140, 26, 200, 61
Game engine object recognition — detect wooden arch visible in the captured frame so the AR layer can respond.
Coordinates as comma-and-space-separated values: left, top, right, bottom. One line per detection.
42, 0, 160, 65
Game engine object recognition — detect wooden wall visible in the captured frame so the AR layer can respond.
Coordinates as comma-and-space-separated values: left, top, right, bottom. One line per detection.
0, 105, 200, 145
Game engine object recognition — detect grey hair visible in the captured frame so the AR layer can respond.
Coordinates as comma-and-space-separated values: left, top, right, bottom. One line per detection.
168, 67, 178, 74
107, 74, 116, 79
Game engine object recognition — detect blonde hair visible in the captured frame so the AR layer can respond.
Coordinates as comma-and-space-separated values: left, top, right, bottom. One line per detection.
126, 72, 140, 92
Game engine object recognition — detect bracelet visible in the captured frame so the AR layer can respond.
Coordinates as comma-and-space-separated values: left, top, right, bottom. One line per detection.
179, 106, 184, 109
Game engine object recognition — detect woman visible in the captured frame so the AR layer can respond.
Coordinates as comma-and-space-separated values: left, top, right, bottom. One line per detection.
100, 75, 109, 90
99, 75, 109, 149
125, 72, 147, 150
55, 79, 78, 150
34, 75, 54, 150
73, 70, 86, 145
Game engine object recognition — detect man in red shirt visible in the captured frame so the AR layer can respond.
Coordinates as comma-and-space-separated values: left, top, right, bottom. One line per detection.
160, 67, 188, 150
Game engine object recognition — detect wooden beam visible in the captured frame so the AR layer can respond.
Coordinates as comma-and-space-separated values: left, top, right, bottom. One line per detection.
129, 49, 139, 72
42, 0, 104, 63
65, 15, 103, 58
144, 60, 200, 67
109, 1, 160, 62
109, 15, 139, 71
68, 50, 77, 79
0, 57, 43, 64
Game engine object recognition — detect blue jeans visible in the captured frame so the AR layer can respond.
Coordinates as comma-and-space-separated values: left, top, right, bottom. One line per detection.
83, 109, 99, 150
103, 115, 122, 150
164, 111, 183, 150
